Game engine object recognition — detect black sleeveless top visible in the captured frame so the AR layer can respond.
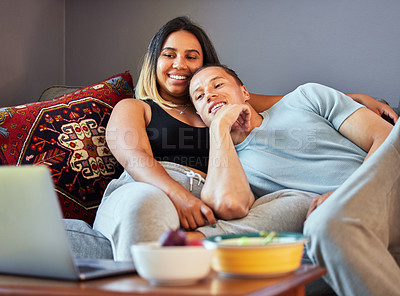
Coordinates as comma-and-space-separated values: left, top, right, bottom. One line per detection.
144, 100, 209, 173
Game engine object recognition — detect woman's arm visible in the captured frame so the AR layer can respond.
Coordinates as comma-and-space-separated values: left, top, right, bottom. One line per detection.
248, 93, 283, 113
249, 92, 398, 123
346, 93, 398, 123
106, 99, 216, 230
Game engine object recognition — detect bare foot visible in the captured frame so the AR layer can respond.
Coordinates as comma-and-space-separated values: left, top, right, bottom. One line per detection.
185, 231, 206, 241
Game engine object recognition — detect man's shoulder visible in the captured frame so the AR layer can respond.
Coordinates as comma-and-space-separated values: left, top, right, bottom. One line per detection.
281, 83, 328, 102
279, 83, 328, 106
294, 82, 331, 95
291, 82, 349, 106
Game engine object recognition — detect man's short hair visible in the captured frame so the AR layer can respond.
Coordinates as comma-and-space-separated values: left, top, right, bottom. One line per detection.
192, 64, 244, 86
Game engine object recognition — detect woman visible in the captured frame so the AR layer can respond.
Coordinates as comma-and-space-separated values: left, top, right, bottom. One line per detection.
93, 16, 397, 261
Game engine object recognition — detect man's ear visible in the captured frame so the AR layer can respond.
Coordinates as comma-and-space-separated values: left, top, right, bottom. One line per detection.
241, 85, 251, 102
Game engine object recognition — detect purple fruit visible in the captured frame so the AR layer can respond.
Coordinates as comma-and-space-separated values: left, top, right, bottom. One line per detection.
159, 229, 187, 246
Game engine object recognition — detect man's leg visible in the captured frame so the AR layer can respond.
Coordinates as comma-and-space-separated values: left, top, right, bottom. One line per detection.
197, 189, 317, 237
304, 121, 400, 296
194, 189, 334, 296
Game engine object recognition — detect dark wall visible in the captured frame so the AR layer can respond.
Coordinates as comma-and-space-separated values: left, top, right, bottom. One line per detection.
1, 0, 399, 107
0, 0, 64, 106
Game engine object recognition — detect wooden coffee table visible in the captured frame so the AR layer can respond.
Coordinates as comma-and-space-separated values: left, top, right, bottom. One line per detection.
0, 264, 325, 296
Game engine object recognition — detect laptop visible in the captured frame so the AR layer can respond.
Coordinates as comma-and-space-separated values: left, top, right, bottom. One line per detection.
0, 165, 135, 280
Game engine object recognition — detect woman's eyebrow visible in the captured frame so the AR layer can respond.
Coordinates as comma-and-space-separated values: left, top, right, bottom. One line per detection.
161, 47, 200, 55
161, 47, 176, 51
185, 49, 201, 55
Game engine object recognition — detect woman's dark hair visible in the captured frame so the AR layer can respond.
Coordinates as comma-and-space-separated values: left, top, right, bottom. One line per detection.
136, 16, 220, 107
148, 16, 220, 73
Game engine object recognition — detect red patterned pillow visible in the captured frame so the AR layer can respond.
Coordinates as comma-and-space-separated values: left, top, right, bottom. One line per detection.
0, 71, 134, 225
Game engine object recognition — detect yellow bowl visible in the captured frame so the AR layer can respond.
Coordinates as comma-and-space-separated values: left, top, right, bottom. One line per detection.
204, 232, 308, 277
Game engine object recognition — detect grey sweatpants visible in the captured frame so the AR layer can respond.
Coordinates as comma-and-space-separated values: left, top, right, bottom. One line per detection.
93, 161, 316, 261
304, 120, 400, 296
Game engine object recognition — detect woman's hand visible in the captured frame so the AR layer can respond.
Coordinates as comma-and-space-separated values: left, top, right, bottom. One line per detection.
306, 190, 334, 219
347, 93, 398, 124
170, 191, 216, 230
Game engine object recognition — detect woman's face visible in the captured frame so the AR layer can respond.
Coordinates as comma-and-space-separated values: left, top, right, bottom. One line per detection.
156, 30, 204, 103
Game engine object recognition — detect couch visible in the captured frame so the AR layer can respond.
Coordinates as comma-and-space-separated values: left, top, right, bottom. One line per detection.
1, 71, 398, 263
0, 71, 134, 260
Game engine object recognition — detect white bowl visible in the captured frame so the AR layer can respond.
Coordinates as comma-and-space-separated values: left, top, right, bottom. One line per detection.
131, 241, 215, 286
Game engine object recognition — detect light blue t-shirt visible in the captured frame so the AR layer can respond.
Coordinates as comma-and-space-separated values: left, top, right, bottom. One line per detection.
235, 83, 366, 197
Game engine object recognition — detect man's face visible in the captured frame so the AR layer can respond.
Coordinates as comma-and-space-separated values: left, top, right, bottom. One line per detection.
189, 66, 249, 127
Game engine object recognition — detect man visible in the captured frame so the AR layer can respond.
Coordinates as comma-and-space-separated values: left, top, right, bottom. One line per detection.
189, 64, 400, 296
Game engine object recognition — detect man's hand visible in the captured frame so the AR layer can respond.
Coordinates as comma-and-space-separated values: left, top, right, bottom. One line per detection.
213, 104, 251, 133
306, 190, 334, 219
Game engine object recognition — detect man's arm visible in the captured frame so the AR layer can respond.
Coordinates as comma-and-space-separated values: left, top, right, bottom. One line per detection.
201, 105, 255, 220
249, 92, 398, 123
339, 107, 393, 160
307, 107, 393, 219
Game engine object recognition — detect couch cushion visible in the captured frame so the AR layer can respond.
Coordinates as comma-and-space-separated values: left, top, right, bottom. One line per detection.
0, 71, 134, 225
64, 219, 113, 259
